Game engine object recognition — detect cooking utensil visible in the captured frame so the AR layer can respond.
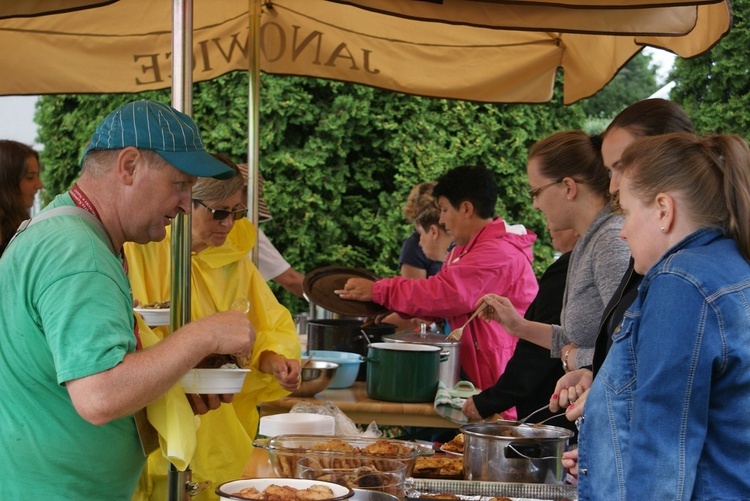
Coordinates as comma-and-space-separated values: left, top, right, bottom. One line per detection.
360, 329, 372, 346
303, 266, 389, 317
290, 361, 339, 397
365, 342, 445, 403
301, 350, 364, 389
383, 326, 461, 388
461, 421, 574, 483
307, 319, 396, 381
446, 302, 488, 341
302, 354, 314, 368
518, 404, 551, 424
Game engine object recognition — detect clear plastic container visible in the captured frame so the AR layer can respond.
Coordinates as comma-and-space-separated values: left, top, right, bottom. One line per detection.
296, 457, 406, 497
253, 434, 432, 478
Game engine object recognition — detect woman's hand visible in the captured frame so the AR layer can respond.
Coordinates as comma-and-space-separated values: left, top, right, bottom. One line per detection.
334, 278, 375, 302
550, 368, 593, 420
462, 396, 482, 421
561, 448, 579, 478
260, 351, 301, 391
477, 294, 524, 336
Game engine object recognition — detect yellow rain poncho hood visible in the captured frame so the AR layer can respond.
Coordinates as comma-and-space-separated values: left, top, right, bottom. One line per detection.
126, 218, 301, 501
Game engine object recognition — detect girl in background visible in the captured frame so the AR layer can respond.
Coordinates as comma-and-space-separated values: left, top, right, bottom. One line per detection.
0, 140, 43, 256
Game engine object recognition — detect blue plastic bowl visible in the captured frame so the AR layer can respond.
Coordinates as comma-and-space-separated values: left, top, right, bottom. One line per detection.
301, 350, 363, 389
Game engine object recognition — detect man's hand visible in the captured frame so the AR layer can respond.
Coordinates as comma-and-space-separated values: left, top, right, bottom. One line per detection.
186, 393, 234, 415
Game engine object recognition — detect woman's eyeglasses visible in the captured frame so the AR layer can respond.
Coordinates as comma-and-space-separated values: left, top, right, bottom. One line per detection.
528, 179, 563, 199
194, 200, 248, 221
528, 178, 586, 199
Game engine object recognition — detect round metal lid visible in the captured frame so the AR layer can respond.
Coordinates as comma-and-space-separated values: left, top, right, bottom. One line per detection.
302, 266, 389, 318
383, 328, 459, 347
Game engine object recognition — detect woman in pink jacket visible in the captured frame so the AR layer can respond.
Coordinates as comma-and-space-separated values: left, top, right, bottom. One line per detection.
337, 165, 538, 411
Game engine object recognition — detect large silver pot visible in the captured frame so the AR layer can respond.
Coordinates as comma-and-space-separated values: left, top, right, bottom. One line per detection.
382, 325, 460, 388
461, 421, 574, 484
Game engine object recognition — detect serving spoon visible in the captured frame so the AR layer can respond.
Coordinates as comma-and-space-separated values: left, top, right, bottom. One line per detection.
446, 302, 488, 341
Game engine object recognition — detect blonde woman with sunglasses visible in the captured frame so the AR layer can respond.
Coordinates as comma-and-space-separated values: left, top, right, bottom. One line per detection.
125, 154, 301, 501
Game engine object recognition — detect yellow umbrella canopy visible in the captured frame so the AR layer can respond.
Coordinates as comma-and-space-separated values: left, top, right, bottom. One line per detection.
0, 0, 117, 20
0, 0, 732, 104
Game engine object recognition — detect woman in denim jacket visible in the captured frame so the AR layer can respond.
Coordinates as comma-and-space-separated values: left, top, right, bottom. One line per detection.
578, 133, 750, 500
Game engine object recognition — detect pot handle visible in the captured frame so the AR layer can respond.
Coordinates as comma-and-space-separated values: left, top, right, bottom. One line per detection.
505, 442, 558, 461
439, 350, 450, 362
362, 356, 379, 364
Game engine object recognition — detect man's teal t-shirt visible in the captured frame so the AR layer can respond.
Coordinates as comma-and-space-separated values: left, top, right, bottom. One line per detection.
0, 193, 146, 500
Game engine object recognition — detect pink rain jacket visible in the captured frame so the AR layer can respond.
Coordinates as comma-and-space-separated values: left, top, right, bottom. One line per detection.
373, 218, 538, 395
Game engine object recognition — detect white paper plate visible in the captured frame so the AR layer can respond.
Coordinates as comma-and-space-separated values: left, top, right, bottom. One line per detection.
181, 368, 251, 394
259, 413, 336, 437
133, 307, 170, 326
439, 444, 463, 456
216, 477, 354, 501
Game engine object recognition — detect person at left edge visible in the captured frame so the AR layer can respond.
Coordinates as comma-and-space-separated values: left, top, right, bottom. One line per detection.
0, 140, 44, 257
336, 165, 538, 412
0, 100, 251, 501
125, 154, 301, 501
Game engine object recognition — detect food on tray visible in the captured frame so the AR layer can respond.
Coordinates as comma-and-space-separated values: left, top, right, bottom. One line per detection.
418, 494, 460, 500
489, 498, 512, 501
311, 439, 356, 453
440, 433, 464, 454
140, 300, 170, 309
232, 484, 334, 501
412, 456, 463, 478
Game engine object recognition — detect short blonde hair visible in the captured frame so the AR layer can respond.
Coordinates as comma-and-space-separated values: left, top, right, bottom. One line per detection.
402, 181, 437, 221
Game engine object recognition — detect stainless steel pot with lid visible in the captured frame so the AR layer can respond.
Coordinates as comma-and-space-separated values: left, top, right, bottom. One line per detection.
461, 421, 574, 484
382, 323, 460, 388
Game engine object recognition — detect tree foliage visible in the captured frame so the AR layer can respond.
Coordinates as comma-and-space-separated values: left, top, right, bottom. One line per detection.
36, 75, 584, 311
579, 53, 659, 119
670, 0, 750, 139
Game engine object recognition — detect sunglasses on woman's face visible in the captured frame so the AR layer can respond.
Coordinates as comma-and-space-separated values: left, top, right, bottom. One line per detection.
194, 199, 248, 221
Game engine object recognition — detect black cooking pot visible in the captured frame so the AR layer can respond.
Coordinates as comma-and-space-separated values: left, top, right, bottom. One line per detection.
307, 319, 396, 381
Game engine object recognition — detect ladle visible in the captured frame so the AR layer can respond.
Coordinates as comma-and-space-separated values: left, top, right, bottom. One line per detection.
360, 329, 373, 346
517, 403, 565, 425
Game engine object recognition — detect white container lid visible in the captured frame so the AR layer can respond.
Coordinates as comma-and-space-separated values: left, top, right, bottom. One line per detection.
259, 413, 335, 437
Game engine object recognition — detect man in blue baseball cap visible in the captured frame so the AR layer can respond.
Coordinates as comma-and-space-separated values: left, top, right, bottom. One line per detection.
0, 100, 253, 499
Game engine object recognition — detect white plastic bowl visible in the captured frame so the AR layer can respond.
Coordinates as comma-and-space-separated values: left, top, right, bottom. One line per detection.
133, 307, 170, 326
259, 413, 336, 437
181, 368, 250, 394
215, 477, 354, 501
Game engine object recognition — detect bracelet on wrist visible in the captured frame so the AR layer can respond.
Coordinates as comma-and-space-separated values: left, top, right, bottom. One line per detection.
562, 348, 573, 372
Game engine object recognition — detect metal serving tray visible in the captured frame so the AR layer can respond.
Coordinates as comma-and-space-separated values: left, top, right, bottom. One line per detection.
407, 478, 577, 501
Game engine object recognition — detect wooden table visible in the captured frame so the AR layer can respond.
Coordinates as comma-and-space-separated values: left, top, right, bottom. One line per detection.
259, 381, 459, 429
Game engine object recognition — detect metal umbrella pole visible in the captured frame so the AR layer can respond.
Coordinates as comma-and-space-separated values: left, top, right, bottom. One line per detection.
168, 0, 195, 499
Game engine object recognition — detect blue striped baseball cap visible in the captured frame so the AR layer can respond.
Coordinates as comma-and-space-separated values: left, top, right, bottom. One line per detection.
81, 100, 235, 180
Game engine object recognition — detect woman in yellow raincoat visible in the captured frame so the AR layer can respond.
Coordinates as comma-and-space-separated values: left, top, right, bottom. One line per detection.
125, 156, 301, 501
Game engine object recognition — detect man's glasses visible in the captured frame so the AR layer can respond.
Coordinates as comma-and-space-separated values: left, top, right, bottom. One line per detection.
528, 179, 563, 199
194, 200, 248, 221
